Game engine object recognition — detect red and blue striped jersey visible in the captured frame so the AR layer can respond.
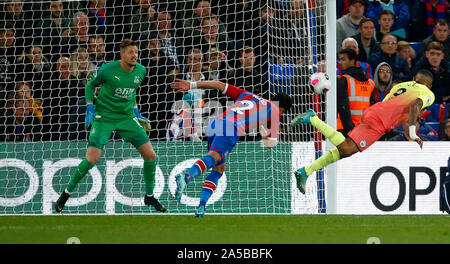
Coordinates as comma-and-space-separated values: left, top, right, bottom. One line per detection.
216, 84, 280, 138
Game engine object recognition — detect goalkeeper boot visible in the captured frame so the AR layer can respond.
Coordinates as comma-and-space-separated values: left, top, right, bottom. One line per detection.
195, 205, 206, 218
290, 109, 316, 126
294, 167, 308, 195
55, 190, 70, 213
175, 173, 186, 203
144, 195, 167, 212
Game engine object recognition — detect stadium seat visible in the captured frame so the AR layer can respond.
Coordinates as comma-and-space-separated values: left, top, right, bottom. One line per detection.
425, 103, 449, 122
269, 64, 295, 94
409, 42, 421, 54
425, 121, 440, 132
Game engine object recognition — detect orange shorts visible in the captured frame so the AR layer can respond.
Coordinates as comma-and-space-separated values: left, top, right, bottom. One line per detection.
347, 105, 389, 151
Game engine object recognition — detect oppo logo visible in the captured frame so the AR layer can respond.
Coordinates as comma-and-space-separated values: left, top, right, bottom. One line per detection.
0, 158, 227, 214
370, 166, 448, 211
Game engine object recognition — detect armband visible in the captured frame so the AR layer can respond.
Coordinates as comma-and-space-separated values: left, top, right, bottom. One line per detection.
190, 81, 197, 90
222, 83, 229, 94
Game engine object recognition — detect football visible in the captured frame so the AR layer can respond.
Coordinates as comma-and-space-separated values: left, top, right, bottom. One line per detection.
310, 72, 331, 95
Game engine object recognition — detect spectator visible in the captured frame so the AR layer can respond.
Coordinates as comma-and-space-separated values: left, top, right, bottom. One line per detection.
182, 48, 208, 82
336, 48, 375, 137
34, 0, 71, 62
366, 0, 410, 40
43, 56, 77, 140
88, 35, 107, 70
410, 0, 450, 42
129, 0, 158, 40
15, 44, 52, 92
60, 11, 90, 56
336, 0, 366, 52
0, 93, 43, 141
68, 98, 88, 140
197, 15, 232, 60
141, 35, 177, 82
231, 46, 268, 98
149, 11, 185, 71
439, 118, 450, 140
337, 0, 353, 19
246, 1, 305, 67
284, 0, 309, 64
139, 35, 178, 131
15, 82, 42, 122
411, 41, 450, 103
371, 62, 393, 103
338, 37, 373, 78
54, 56, 72, 83
85, 0, 133, 40
218, 0, 256, 40
376, 9, 400, 42
70, 47, 94, 90
417, 18, 450, 60
0, 0, 33, 50
352, 18, 380, 62
68, 0, 133, 45
368, 33, 411, 81
184, 1, 228, 39
4, 90, 16, 109
0, 23, 16, 94
86, 0, 109, 35
203, 47, 234, 81
397, 40, 415, 69
245, 3, 274, 72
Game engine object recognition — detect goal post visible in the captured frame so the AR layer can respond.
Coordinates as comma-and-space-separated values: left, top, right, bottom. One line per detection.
0, 0, 335, 215
325, 0, 338, 214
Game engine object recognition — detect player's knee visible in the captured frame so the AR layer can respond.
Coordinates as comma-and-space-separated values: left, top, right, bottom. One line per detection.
213, 163, 226, 174
86, 149, 102, 164
337, 139, 358, 158
207, 151, 223, 164
143, 150, 157, 161
138, 142, 157, 161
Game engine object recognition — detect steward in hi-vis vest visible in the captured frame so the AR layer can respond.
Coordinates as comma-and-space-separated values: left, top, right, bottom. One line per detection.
337, 66, 375, 135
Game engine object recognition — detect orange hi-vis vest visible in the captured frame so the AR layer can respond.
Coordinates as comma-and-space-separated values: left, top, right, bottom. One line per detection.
337, 75, 375, 130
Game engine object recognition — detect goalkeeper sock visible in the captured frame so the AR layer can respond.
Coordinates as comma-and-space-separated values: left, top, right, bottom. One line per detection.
66, 158, 95, 193
185, 155, 216, 184
305, 148, 340, 176
143, 160, 157, 196
310, 116, 346, 146
199, 170, 222, 207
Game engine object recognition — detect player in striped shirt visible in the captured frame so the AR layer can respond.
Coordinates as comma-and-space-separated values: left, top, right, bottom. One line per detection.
170, 79, 293, 217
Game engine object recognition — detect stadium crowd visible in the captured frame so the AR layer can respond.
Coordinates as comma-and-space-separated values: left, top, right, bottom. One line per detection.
0, 0, 449, 142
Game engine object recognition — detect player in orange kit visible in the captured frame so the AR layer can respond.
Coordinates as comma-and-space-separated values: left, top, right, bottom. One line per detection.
290, 69, 435, 194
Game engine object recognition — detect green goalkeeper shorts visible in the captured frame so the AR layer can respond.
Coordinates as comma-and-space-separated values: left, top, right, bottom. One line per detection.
88, 116, 149, 150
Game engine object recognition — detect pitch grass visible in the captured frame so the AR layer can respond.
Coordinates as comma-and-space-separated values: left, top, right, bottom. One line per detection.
0, 215, 449, 244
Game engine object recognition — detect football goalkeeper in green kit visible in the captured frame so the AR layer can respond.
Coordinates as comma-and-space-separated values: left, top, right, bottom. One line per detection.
55, 39, 166, 213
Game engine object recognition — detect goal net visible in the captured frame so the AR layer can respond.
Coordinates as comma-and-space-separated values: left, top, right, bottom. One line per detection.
0, 0, 330, 215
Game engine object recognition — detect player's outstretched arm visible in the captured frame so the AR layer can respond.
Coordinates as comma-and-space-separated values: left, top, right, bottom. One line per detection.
171, 79, 226, 92
406, 98, 424, 149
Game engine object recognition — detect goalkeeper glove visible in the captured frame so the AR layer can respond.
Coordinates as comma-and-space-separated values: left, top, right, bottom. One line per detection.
85, 103, 98, 129
134, 107, 151, 132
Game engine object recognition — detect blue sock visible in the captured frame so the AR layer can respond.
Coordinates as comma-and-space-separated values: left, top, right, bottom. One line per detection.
185, 155, 216, 184
199, 170, 222, 207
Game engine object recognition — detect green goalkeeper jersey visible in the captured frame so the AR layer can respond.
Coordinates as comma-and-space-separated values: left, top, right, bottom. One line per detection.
85, 60, 147, 120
